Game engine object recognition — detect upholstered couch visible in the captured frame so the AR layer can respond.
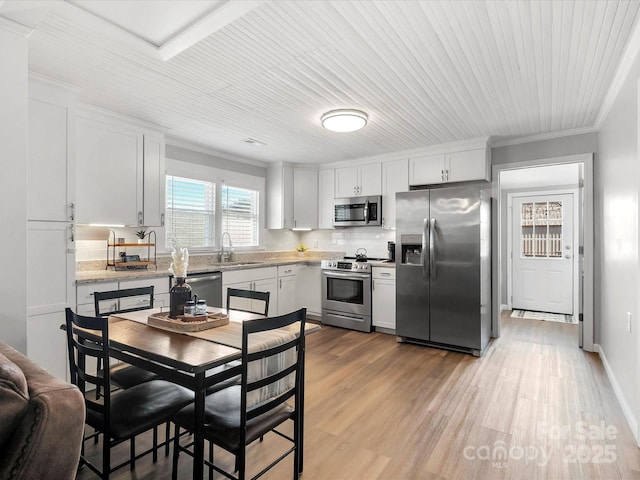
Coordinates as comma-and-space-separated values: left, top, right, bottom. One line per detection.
0, 343, 85, 480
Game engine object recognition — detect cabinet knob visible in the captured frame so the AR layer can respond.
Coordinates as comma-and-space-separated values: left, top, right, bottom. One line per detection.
138, 211, 144, 226
69, 202, 75, 221
161, 213, 165, 226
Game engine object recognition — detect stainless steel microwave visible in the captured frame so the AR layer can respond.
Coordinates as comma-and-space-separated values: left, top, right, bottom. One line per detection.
333, 195, 382, 227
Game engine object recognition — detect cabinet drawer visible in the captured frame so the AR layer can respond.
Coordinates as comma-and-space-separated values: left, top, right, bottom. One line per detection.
119, 276, 171, 294
77, 281, 119, 305
223, 267, 277, 285
277, 264, 298, 277
372, 267, 396, 280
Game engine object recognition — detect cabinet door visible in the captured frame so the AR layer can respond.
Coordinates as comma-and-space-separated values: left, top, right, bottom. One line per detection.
296, 265, 322, 316
446, 148, 489, 182
277, 275, 297, 315
27, 221, 75, 380
382, 159, 408, 229
253, 278, 277, 316
76, 117, 142, 225
142, 134, 166, 227
28, 99, 72, 222
318, 168, 335, 229
409, 153, 445, 186
372, 278, 396, 330
334, 166, 359, 198
266, 165, 293, 229
359, 163, 382, 196
293, 168, 318, 229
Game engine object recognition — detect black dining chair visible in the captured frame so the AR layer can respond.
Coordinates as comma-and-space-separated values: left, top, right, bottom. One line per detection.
226, 287, 270, 316
93, 286, 160, 391
171, 308, 306, 480
64, 307, 193, 479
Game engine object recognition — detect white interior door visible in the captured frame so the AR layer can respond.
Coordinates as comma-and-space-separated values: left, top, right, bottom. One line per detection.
512, 194, 574, 314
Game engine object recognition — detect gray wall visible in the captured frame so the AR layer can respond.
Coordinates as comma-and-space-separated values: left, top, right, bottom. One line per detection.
597, 39, 640, 436
165, 144, 267, 178
491, 132, 598, 165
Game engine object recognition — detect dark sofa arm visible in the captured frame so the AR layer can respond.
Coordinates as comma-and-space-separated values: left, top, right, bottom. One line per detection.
0, 344, 85, 480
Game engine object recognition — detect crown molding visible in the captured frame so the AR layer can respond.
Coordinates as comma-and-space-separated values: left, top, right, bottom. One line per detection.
0, 15, 34, 37
165, 136, 269, 169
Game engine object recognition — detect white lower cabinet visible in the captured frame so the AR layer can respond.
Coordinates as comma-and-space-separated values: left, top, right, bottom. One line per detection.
27, 221, 75, 380
372, 266, 396, 332
223, 267, 278, 316
296, 265, 322, 317
277, 265, 298, 315
76, 276, 170, 316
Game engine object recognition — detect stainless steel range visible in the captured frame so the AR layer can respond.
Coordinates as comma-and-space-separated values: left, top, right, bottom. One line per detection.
321, 259, 372, 332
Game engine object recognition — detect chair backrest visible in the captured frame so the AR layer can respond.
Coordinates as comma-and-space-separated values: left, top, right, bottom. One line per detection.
239, 308, 306, 436
94, 286, 154, 316
226, 287, 270, 316
64, 308, 112, 425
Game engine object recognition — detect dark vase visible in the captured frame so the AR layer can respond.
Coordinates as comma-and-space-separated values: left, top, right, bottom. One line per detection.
170, 277, 192, 319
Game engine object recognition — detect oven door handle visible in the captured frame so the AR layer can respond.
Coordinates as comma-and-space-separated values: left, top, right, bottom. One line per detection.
322, 271, 371, 280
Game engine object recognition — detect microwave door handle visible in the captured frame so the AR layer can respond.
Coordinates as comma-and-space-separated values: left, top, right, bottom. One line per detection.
430, 218, 436, 280
421, 218, 429, 280
364, 200, 370, 224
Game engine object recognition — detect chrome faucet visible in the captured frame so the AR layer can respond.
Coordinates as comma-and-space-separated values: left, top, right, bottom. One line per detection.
219, 232, 233, 262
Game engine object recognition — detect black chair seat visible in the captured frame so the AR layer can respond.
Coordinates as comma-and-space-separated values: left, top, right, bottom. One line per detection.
174, 385, 293, 452
87, 380, 193, 440
109, 363, 160, 389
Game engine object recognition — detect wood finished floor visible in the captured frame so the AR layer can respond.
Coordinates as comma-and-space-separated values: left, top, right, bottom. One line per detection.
77, 313, 640, 479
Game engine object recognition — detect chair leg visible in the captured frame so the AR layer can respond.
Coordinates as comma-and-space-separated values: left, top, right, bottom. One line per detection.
130, 437, 136, 470
153, 426, 158, 462
238, 448, 246, 480
103, 436, 110, 480
165, 421, 171, 456
209, 441, 214, 480
172, 426, 180, 480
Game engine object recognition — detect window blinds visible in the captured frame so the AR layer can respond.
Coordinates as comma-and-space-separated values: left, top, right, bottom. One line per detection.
166, 175, 216, 248
221, 185, 259, 247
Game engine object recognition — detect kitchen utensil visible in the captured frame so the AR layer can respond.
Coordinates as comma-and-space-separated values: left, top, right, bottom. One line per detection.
355, 248, 368, 262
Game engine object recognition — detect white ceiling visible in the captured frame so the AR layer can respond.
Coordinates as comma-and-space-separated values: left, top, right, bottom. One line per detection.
3, 0, 639, 166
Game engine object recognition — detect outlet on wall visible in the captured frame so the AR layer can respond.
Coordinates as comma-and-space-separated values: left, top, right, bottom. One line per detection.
627, 312, 632, 333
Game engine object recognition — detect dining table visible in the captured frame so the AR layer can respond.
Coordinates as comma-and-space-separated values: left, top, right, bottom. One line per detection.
105, 306, 318, 480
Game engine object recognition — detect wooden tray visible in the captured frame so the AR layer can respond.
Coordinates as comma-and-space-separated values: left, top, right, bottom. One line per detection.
148, 311, 229, 332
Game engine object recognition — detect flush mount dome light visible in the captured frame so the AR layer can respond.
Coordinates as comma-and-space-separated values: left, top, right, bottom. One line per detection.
321, 109, 368, 132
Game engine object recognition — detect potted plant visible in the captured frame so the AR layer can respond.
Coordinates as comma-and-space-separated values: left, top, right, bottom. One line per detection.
136, 230, 147, 243
295, 243, 308, 257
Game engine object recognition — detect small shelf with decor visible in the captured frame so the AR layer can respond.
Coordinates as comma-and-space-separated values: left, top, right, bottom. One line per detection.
106, 230, 157, 271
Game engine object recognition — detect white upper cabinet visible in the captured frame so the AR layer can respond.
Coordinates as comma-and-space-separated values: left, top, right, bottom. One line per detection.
381, 159, 409, 229
266, 164, 294, 229
75, 109, 165, 226
292, 168, 318, 230
267, 164, 318, 230
28, 96, 75, 222
334, 163, 381, 197
142, 133, 166, 227
409, 147, 489, 186
317, 168, 334, 229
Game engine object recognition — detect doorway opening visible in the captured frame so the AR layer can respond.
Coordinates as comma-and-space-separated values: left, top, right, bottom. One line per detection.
492, 154, 594, 351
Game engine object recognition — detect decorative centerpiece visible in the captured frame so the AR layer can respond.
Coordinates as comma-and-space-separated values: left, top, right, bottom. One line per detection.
295, 243, 308, 257
168, 241, 191, 319
136, 229, 147, 244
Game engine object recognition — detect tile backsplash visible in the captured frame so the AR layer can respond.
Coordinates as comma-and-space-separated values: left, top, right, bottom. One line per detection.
75, 225, 394, 264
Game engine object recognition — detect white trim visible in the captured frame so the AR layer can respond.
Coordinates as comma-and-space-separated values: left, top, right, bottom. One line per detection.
490, 127, 597, 148
598, 344, 640, 446
77, 103, 167, 133
594, 15, 640, 129
323, 136, 491, 168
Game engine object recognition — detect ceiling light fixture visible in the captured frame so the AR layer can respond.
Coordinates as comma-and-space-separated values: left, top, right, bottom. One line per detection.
321, 109, 368, 133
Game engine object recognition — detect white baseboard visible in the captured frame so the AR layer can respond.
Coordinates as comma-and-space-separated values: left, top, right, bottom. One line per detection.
596, 344, 639, 446
500, 304, 508, 312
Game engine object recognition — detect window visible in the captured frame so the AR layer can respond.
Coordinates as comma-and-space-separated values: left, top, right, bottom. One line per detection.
165, 175, 260, 249
221, 185, 259, 247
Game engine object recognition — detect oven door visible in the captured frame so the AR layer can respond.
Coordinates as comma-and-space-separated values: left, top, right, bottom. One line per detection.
321, 270, 372, 317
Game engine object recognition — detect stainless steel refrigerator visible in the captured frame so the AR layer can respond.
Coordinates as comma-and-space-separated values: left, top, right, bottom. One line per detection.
395, 183, 491, 356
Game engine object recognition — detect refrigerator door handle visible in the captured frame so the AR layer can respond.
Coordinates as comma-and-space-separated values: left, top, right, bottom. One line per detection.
364, 200, 370, 224
430, 217, 436, 279
422, 218, 429, 280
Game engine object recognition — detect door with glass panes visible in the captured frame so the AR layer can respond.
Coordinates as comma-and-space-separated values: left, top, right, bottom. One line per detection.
512, 194, 574, 314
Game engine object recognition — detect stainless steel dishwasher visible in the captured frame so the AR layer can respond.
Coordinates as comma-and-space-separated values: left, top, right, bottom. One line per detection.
170, 271, 222, 307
